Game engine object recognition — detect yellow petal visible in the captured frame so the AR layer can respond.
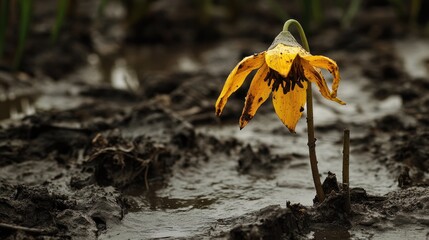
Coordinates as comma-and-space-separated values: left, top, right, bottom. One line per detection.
215, 52, 266, 116
265, 44, 301, 77
301, 58, 345, 105
272, 80, 308, 133
239, 64, 271, 129
303, 55, 341, 98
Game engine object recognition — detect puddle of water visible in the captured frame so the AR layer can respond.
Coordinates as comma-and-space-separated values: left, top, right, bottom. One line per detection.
352, 224, 429, 240
307, 226, 351, 240
103, 148, 315, 239
307, 224, 428, 240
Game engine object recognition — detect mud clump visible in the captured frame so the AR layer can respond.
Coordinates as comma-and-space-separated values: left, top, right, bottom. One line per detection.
237, 144, 273, 176
0, 180, 124, 239
0, 182, 66, 238
393, 132, 429, 172
237, 144, 293, 177
311, 172, 352, 226
352, 187, 429, 231
363, 43, 406, 84
321, 172, 341, 197
214, 173, 428, 240
85, 133, 176, 190
220, 204, 309, 240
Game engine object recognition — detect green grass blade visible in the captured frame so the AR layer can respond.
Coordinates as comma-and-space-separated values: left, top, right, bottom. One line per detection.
311, 0, 322, 23
410, 0, 421, 27
13, 0, 32, 69
97, 0, 109, 17
341, 0, 362, 29
387, 0, 405, 17
51, 0, 69, 42
0, 0, 9, 58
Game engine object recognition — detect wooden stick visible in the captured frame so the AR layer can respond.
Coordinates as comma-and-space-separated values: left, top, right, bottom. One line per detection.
0, 222, 57, 234
342, 129, 351, 213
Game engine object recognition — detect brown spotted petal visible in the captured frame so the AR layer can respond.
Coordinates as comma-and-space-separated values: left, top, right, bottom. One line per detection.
239, 64, 272, 129
302, 55, 342, 98
301, 58, 345, 105
215, 52, 266, 116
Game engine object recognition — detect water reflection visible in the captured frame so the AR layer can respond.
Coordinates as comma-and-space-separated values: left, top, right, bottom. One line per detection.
144, 195, 217, 211
125, 182, 217, 211
307, 226, 351, 240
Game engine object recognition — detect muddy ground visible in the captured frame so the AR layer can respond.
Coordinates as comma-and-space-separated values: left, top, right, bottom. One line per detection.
0, 1, 428, 239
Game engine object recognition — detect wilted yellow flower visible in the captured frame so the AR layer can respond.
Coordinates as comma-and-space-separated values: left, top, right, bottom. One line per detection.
215, 31, 345, 132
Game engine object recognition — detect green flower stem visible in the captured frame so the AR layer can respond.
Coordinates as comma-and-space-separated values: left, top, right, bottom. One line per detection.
283, 19, 310, 51
283, 19, 325, 203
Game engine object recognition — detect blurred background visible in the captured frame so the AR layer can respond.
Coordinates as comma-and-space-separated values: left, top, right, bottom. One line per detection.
0, 0, 428, 120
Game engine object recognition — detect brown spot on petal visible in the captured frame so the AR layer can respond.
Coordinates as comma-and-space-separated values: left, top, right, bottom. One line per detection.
264, 57, 306, 95
216, 98, 225, 116
241, 113, 253, 123
300, 106, 304, 112
243, 94, 254, 116
240, 94, 255, 128
239, 112, 254, 130
258, 97, 263, 103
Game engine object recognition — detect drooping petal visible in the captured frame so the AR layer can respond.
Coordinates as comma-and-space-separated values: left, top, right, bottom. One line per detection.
215, 52, 266, 116
265, 44, 301, 77
239, 64, 271, 129
301, 58, 345, 105
303, 55, 341, 98
272, 80, 308, 133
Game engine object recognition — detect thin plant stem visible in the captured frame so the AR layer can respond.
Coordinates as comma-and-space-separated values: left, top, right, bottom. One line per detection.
342, 129, 351, 213
283, 19, 325, 202
0, 222, 57, 234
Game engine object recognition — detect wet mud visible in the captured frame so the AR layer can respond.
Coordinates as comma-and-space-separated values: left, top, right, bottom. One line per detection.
1, 1, 429, 239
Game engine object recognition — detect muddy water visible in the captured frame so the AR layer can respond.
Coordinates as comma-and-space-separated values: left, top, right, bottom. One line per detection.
98, 50, 402, 239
